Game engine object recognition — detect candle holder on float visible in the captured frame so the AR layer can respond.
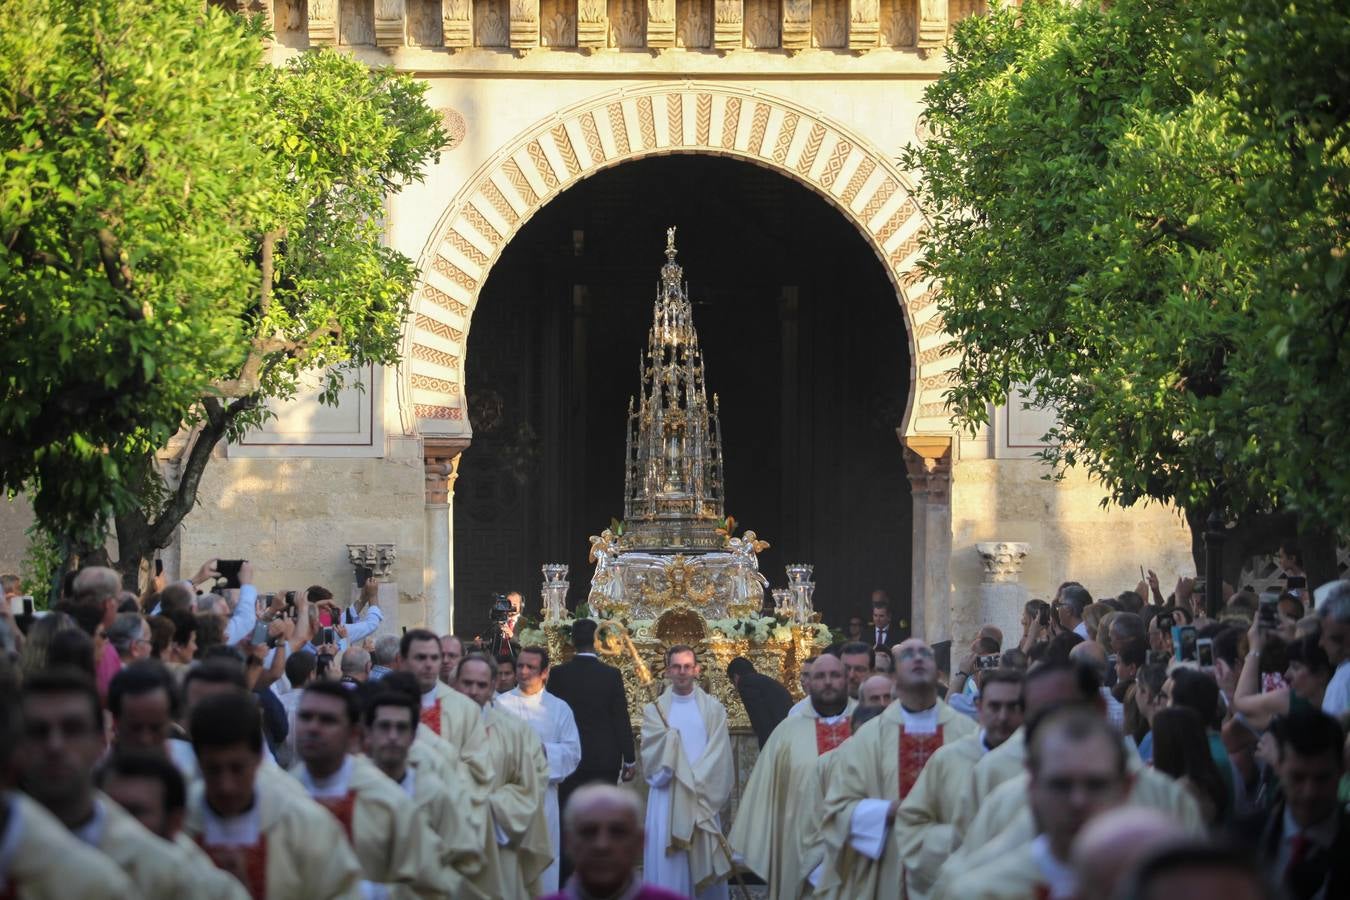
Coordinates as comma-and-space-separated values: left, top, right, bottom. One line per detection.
540, 563, 569, 623
771, 588, 793, 618
785, 563, 816, 625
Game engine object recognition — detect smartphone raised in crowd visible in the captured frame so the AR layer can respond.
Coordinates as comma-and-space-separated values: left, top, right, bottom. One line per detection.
1258, 594, 1279, 629
216, 559, 244, 590
1196, 637, 1215, 669
1172, 624, 1198, 663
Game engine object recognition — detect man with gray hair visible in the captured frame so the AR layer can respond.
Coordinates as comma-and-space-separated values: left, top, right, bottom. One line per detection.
541, 783, 685, 900
340, 645, 372, 684
1318, 580, 1350, 716
370, 634, 399, 682
107, 612, 152, 665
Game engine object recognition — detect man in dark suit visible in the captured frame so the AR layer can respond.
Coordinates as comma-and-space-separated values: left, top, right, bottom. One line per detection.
727, 656, 793, 747
546, 618, 636, 791
870, 593, 894, 649
1232, 708, 1349, 900
546, 618, 637, 884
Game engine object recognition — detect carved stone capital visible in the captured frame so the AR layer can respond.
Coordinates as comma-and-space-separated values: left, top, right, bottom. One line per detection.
975, 541, 1029, 584
424, 438, 468, 505
901, 433, 953, 501
347, 543, 398, 579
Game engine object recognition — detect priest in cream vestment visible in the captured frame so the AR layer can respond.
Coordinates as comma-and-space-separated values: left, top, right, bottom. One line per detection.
818, 639, 977, 900
457, 654, 554, 900
897, 668, 1025, 900
0, 790, 133, 900
361, 683, 485, 892
935, 709, 1135, 900
184, 690, 365, 900
640, 646, 734, 900
729, 652, 856, 900
293, 682, 455, 898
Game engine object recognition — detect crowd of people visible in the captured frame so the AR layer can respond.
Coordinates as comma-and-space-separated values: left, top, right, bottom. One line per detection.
0, 551, 1348, 899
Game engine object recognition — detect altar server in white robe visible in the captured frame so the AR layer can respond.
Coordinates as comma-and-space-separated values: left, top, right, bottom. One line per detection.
640, 645, 734, 900
495, 645, 581, 893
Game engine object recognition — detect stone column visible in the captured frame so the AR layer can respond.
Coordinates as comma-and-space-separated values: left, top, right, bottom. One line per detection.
902, 434, 954, 644
974, 541, 1029, 647
424, 446, 464, 634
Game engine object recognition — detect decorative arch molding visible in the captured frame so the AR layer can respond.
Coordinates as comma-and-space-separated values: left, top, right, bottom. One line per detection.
403, 82, 959, 442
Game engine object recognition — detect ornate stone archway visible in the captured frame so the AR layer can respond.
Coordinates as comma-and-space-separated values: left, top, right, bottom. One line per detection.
403, 82, 958, 441
408, 83, 960, 638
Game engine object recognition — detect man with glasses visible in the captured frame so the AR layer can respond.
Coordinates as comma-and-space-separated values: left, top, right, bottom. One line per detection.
818, 638, 977, 899
940, 708, 1133, 899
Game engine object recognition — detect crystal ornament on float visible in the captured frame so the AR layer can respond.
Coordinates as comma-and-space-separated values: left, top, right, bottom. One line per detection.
620, 226, 727, 552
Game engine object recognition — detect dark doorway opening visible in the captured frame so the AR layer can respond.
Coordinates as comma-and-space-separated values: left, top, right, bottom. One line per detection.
453, 155, 912, 639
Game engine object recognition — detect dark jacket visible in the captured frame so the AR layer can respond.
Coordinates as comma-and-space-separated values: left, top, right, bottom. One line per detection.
734, 670, 793, 747
547, 653, 635, 777
1232, 800, 1350, 900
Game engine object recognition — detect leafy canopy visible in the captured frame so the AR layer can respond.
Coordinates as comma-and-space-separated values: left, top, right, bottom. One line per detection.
903, 0, 1349, 532
0, 0, 447, 545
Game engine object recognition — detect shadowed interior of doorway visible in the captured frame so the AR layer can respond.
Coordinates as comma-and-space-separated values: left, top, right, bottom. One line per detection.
453, 155, 912, 640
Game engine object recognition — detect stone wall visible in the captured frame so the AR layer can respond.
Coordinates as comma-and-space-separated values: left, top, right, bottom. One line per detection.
0, 496, 34, 584
948, 458, 1195, 644
176, 452, 431, 631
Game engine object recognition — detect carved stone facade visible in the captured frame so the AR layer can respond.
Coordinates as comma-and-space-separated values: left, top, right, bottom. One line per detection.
283, 0, 968, 51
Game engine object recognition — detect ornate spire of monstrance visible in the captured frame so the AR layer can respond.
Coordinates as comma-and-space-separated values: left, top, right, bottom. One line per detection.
622, 229, 725, 551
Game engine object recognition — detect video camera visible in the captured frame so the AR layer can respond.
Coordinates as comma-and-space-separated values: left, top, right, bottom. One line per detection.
489, 592, 514, 624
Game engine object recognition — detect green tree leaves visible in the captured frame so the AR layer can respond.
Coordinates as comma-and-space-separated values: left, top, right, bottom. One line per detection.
0, 0, 446, 568
904, 0, 1349, 537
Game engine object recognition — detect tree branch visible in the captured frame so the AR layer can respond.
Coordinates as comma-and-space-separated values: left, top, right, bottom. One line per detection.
211, 319, 341, 398
95, 227, 146, 320
146, 394, 259, 548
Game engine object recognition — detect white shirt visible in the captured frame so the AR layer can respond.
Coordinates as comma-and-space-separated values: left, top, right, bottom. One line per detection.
223, 584, 259, 646
787, 696, 813, 717
496, 688, 582, 784
1073, 621, 1090, 640
1030, 834, 1078, 899
200, 794, 262, 846
1323, 660, 1350, 717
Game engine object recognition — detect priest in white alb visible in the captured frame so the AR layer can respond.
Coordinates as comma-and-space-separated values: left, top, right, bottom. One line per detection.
817, 638, 977, 900
495, 645, 582, 893
729, 652, 856, 900
641, 645, 734, 900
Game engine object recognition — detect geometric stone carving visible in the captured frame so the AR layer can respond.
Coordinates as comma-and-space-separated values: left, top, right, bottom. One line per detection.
917, 0, 947, 50
511, 0, 541, 49
309, 0, 339, 45
713, 0, 743, 51
375, 0, 407, 46
782, 0, 811, 52
648, 0, 676, 48
975, 541, 1029, 584
848, 0, 879, 51
577, 0, 609, 48
442, 0, 472, 47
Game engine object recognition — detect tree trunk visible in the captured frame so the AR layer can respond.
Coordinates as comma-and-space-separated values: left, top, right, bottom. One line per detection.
112, 395, 259, 593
